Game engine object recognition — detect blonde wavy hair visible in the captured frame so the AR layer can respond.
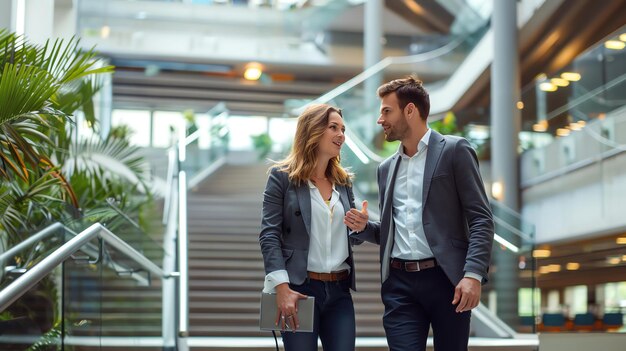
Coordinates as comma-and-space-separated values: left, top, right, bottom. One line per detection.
272, 104, 352, 186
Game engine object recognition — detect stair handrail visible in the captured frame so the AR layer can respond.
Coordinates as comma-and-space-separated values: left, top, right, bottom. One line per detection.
0, 222, 176, 312
0, 222, 73, 267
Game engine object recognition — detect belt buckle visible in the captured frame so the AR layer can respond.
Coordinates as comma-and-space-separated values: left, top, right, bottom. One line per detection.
405, 261, 420, 272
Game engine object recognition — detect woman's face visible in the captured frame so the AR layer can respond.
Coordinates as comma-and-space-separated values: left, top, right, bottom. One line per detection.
317, 111, 345, 160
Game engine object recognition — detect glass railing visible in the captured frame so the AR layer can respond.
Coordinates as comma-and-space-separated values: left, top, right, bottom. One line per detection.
0, 223, 171, 350
518, 24, 626, 153
180, 103, 229, 183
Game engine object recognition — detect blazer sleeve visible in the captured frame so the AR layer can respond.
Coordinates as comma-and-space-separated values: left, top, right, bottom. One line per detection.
345, 184, 365, 246
349, 166, 382, 245
453, 138, 494, 282
259, 167, 288, 274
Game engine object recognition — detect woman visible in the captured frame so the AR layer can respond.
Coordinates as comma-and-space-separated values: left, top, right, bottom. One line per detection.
259, 104, 368, 351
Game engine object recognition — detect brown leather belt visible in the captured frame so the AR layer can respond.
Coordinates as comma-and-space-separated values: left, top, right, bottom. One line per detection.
307, 270, 349, 282
390, 258, 437, 272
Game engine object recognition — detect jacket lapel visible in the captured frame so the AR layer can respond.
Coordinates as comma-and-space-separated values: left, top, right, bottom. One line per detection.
422, 130, 445, 205
381, 154, 401, 281
296, 182, 312, 236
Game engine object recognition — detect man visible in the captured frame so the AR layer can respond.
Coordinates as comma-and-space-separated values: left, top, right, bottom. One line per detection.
346, 76, 494, 351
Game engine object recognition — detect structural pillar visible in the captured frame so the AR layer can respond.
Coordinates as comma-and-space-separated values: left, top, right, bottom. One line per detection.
490, 0, 521, 328
0, 0, 18, 33
363, 0, 383, 142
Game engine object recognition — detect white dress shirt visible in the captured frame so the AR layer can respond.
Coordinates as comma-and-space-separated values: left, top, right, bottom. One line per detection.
263, 181, 350, 292
391, 129, 434, 260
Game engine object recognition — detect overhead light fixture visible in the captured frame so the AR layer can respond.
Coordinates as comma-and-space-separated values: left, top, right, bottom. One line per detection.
539, 82, 557, 92
556, 128, 570, 137
608, 257, 621, 265
576, 120, 586, 128
551, 78, 570, 87
569, 122, 582, 131
561, 72, 581, 81
100, 25, 111, 39
566, 262, 580, 270
533, 249, 551, 258
605, 40, 625, 50
533, 120, 548, 132
491, 181, 503, 201
244, 63, 263, 81
616, 237, 626, 244
620, 33, 626, 42
516, 101, 524, 110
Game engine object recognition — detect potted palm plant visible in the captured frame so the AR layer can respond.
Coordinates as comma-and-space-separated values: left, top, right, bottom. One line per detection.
0, 30, 154, 349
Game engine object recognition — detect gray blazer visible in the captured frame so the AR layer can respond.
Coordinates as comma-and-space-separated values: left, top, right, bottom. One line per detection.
354, 130, 494, 285
259, 167, 360, 291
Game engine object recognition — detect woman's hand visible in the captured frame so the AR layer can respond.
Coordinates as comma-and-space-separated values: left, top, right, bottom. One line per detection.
275, 283, 308, 331
344, 200, 368, 232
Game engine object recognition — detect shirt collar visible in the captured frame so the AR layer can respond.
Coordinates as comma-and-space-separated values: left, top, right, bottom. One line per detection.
398, 128, 431, 157
307, 180, 338, 193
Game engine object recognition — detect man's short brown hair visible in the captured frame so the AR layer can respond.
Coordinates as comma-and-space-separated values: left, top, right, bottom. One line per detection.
377, 76, 430, 120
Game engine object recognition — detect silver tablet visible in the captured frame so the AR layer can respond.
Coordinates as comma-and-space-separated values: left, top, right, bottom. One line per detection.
259, 292, 315, 332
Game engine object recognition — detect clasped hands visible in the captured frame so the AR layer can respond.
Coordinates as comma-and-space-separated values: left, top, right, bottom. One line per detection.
344, 200, 368, 232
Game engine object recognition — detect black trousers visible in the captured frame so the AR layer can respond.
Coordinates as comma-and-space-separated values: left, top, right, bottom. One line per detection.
382, 265, 471, 351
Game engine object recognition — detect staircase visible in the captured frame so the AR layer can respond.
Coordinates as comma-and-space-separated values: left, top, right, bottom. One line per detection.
186, 163, 385, 346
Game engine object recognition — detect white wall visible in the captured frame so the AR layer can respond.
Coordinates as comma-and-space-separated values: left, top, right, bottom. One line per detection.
522, 142, 626, 243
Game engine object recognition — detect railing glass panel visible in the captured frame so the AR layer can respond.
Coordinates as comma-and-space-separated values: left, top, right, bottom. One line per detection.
0, 267, 63, 350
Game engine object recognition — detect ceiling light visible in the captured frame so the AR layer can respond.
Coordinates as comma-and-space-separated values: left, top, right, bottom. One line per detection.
576, 121, 586, 128
556, 128, 570, 137
569, 122, 581, 131
566, 262, 580, 270
538, 265, 562, 274
608, 257, 621, 265
491, 181, 503, 201
533, 123, 547, 132
100, 25, 111, 39
620, 33, 626, 42
605, 40, 625, 50
533, 249, 551, 258
616, 237, 626, 244
539, 82, 557, 92
516, 101, 524, 110
244, 63, 263, 81
561, 72, 581, 81
551, 78, 570, 87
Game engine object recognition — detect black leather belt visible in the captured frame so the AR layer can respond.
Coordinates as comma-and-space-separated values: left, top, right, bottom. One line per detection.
390, 258, 437, 272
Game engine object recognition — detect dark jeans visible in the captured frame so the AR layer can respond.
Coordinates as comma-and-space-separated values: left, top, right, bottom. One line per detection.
281, 278, 355, 351
382, 266, 471, 351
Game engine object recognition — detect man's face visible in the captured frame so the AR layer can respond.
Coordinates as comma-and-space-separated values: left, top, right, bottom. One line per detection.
377, 93, 409, 142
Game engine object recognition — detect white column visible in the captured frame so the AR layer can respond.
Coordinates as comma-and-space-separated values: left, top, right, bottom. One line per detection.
0, 0, 18, 32
363, 0, 383, 143
53, 0, 78, 41
24, 0, 55, 44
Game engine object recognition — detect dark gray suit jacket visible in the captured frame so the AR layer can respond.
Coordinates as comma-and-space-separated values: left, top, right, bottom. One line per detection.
259, 167, 360, 290
354, 130, 494, 285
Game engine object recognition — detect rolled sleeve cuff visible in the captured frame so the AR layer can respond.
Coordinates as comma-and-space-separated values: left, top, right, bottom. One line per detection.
263, 270, 290, 293
464, 272, 483, 283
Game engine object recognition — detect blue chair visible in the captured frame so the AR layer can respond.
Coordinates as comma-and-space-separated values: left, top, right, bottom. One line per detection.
541, 313, 566, 331
573, 313, 596, 331
602, 312, 623, 331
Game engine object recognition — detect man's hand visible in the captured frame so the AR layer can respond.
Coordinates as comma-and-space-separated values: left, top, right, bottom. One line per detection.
344, 200, 368, 232
275, 283, 307, 331
452, 277, 481, 313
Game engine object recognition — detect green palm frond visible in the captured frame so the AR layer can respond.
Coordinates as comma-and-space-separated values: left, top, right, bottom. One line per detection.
0, 170, 66, 243
64, 137, 150, 194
